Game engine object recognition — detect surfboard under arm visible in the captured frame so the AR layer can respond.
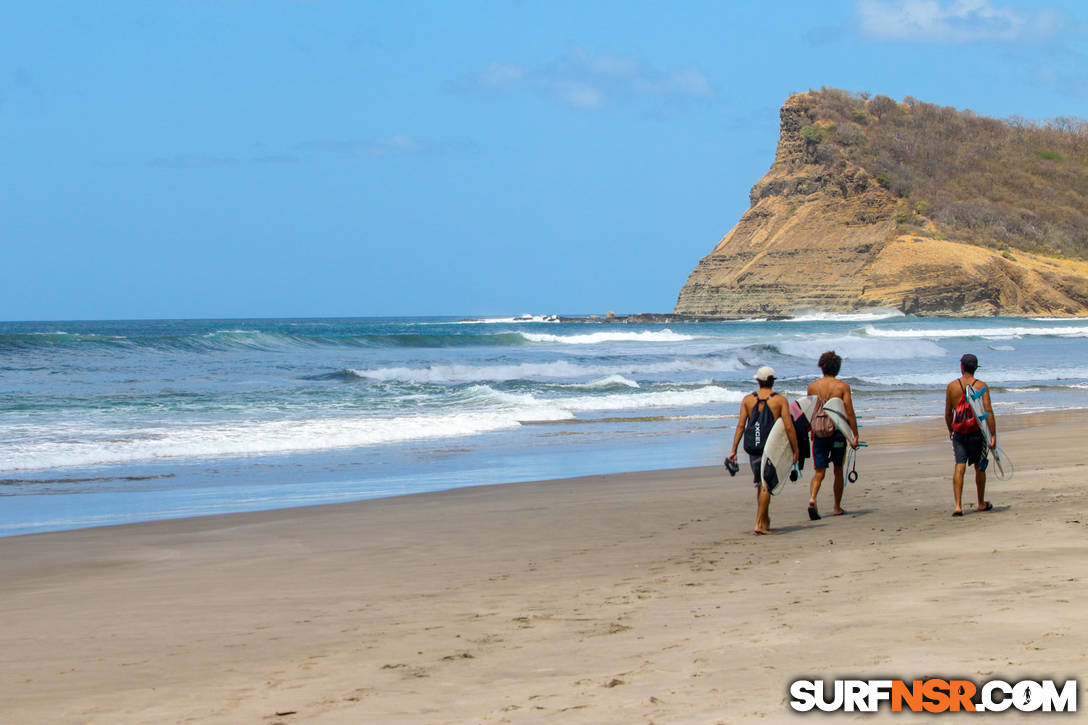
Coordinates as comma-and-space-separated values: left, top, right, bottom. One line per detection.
821, 400, 856, 442
964, 383, 995, 447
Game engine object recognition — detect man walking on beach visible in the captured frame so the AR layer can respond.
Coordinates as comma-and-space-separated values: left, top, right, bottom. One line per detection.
806, 351, 859, 519
727, 366, 797, 535
945, 353, 996, 516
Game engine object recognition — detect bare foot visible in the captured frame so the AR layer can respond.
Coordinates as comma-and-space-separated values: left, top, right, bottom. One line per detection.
753, 528, 773, 535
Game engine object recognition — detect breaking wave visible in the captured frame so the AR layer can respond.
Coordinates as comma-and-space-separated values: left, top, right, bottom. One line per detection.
1, 384, 744, 471
787, 309, 905, 322
0, 329, 539, 353
766, 336, 947, 360
520, 329, 697, 344
342, 356, 744, 384
859, 324, 1088, 340
561, 375, 641, 390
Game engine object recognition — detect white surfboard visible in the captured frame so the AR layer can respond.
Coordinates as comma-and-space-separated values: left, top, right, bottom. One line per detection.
761, 396, 817, 495
820, 397, 856, 441
794, 395, 818, 428
964, 382, 1013, 480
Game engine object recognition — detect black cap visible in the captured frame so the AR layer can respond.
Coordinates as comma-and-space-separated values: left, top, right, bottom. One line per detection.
960, 353, 979, 370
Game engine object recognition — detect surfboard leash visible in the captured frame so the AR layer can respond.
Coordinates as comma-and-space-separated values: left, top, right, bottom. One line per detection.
847, 441, 868, 483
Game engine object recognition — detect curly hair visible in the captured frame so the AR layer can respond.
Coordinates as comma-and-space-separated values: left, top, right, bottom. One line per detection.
818, 350, 842, 376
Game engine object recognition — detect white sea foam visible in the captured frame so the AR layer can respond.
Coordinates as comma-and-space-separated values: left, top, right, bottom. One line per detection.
347, 356, 743, 384
774, 336, 946, 360
0, 413, 514, 471
788, 308, 905, 322
349, 360, 592, 383
0, 406, 567, 473
558, 385, 746, 413
860, 324, 1088, 340
631, 358, 745, 375
520, 329, 696, 344
855, 367, 1088, 387
0, 384, 744, 472
23, 331, 126, 341
988, 345, 1015, 351
456, 315, 559, 324
562, 375, 641, 389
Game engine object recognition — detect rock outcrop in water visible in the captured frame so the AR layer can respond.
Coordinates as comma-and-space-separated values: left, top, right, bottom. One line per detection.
674, 89, 1088, 317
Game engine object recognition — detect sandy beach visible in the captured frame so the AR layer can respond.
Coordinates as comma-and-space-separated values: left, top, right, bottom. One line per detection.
3, 411, 1086, 723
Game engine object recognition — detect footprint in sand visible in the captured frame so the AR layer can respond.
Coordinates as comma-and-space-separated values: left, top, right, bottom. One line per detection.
440, 652, 475, 661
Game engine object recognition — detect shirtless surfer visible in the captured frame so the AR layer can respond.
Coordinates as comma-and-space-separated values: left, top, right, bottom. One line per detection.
727, 366, 797, 535
806, 351, 859, 519
945, 353, 996, 516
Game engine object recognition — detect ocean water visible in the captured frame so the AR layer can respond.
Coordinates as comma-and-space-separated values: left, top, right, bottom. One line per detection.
3, 313, 1088, 536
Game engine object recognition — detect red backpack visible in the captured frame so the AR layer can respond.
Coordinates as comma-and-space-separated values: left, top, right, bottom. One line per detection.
951, 381, 979, 434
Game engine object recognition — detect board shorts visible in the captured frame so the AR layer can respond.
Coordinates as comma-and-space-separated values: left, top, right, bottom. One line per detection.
953, 431, 987, 467
748, 457, 762, 486
812, 430, 847, 469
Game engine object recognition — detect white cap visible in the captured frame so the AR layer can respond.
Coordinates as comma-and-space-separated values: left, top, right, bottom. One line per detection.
754, 365, 776, 381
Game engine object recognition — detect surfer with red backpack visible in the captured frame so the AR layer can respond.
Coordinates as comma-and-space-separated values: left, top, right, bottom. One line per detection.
945, 353, 997, 517
727, 366, 798, 535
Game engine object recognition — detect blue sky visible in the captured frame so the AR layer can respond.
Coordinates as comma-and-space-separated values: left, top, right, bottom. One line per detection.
2, 1, 1086, 320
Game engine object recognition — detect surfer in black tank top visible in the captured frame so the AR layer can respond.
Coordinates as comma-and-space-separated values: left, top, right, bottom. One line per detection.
728, 366, 797, 535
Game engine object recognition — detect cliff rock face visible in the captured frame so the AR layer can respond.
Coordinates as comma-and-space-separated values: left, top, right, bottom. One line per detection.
674, 92, 1088, 317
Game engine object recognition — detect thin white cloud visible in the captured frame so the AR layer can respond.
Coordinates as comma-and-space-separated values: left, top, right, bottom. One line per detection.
150, 155, 240, 169
249, 155, 300, 165
554, 81, 603, 109
856, 0, 1066, 42
298, 134, 465, 159
151, 135, 452, 169
149, 153, 300, 169
473, 62, 526, 91
459, 46, 714, 110
369, 134, 422, 156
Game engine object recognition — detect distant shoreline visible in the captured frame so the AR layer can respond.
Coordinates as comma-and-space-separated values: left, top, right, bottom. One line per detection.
543, 311, 1088, 323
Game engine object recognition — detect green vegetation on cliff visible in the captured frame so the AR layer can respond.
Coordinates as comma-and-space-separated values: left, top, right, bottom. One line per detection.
796, 87, 1088, 259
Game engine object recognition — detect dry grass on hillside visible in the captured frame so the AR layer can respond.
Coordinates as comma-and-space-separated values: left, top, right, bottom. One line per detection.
798, 87, 1088, 259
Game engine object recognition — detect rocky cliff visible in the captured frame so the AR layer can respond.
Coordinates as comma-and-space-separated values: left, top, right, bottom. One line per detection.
674, 90, 1088, 317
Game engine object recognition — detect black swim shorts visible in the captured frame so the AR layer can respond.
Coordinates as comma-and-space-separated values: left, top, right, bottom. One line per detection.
952, 431, 986, 467
812, 430, 847, 469
749, 457, 762, 486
